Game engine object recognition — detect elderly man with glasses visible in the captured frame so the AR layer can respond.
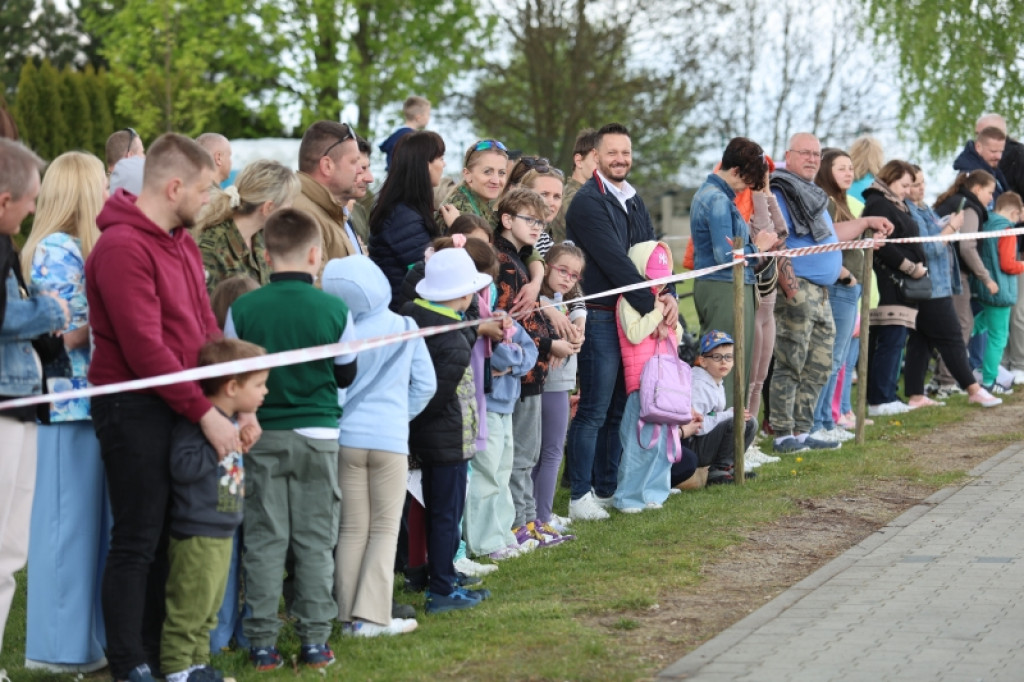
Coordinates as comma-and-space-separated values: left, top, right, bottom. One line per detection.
768, 133, 891, 454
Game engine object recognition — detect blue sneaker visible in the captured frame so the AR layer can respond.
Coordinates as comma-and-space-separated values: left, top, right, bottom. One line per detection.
463, 586, 491, 601
804, 436, 841, 451
249, 646, 284, 671
126, 664, 158, 682
773, 437, 810, 454
299, 642, 335, 668
455, 572, 482, 587
425, 586, 482, 613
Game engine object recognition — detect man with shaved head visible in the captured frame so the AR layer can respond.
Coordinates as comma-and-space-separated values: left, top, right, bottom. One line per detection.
86, 133, 254, 682
196, 132, 233, 184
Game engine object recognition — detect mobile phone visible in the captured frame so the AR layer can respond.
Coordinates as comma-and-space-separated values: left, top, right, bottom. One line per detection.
957, 197, 967, 212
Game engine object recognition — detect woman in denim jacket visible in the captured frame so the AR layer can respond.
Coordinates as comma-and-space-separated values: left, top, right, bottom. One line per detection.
20, 151, 111, 674
690, 137, 779, 407
0, 138, 69, 662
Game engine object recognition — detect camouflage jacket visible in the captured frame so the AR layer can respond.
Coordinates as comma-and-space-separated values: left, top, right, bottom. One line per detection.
435, 184, 496, 234
198, 219, 270, 294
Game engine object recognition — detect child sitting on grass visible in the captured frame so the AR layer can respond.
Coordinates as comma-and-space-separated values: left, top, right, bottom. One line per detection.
690, 331, 758, 485
162, 338, 268, 682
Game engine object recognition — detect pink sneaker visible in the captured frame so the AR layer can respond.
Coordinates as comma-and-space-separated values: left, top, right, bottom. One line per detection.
969, 387, 1002, 408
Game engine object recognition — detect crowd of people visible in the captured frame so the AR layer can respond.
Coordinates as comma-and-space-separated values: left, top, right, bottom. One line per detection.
2, 99, 1024, 682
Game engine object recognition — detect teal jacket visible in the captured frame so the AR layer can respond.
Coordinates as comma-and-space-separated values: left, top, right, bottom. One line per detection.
972, 214, 1020, 307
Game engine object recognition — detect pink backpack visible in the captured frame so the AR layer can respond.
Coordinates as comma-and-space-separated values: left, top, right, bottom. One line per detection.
637, 337, 693, 462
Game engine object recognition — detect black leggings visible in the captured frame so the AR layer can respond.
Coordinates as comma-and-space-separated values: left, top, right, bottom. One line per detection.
904, 296, 975, 396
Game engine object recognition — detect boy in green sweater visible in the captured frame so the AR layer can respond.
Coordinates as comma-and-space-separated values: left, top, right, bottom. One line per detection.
224, 208, 358, 671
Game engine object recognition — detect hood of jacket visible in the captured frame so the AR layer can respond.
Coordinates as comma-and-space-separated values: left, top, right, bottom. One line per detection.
321, 255, 390, 322
98, 188, 180, 240
627, 240, 673, 278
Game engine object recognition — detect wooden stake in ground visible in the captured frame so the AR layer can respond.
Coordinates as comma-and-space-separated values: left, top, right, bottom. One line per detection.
733, 253, 746, 483
856, 246, 873, 445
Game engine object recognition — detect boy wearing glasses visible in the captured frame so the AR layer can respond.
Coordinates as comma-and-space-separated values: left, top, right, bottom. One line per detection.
690, 331, 757, 485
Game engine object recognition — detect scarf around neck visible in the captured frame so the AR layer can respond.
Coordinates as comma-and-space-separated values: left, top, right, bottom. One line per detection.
770, 168, 831, 242
867, 178, 909, 213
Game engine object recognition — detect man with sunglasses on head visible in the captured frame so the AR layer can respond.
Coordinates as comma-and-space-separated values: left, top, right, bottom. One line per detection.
293, 121, 365, 272
564, 122, 674, 521
106, 127, 147, 195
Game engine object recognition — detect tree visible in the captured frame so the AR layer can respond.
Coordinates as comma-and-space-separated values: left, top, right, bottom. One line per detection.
1, 0, 91, 94
85, 0, 291, 139
14, 59, 69, 160
282, 0, 491, 136
83, 65, 114, 155
701, 0, 897, 157
863, 0, 1024, 157
466, 0, 710, 187
61, 65, 93, 153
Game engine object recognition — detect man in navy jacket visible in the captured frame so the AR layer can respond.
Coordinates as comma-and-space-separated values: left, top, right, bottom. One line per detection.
564, 122, 674, 521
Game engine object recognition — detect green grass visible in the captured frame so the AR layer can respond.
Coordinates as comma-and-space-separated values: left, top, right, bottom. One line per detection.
1, 390, 1012, 681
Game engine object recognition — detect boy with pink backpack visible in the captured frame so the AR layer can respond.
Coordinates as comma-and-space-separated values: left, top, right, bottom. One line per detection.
613, 241, 688, 513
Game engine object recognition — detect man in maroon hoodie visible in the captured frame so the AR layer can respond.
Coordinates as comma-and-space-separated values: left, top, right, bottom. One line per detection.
87, 133, 246, 682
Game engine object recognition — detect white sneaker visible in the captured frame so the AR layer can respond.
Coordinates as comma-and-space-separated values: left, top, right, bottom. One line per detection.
668, 488, 682, 495
343, 618, 418, 637
808, 428, 833, 443
644, 501, 663, 510
827, 427, 856, 442
550, 513, 573, 528
969, 387, 1003, 408
1011, 369, 1024, 385
454, 557, 498, 577
569, 492, 610, 521
868, 401, 911, 416
592, 493, 614, 509
618, 506, 644, 514
746, 444, 781, 464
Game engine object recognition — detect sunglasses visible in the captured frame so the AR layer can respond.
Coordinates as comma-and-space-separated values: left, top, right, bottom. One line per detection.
321, 123, 357, 158
520, 156, 565, 178
123, 127, 138, 157
473, 139, 508, 153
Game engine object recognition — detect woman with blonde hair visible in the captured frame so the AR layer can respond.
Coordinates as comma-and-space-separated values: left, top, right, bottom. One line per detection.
21, 151, 111, 674
197, 159, 299, 293
848, 135, 884, 203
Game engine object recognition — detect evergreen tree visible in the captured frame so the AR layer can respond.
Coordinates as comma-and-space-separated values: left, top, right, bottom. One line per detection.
84, 65, 114, 157
61, 66, 94, 153
13, 61, 40, 152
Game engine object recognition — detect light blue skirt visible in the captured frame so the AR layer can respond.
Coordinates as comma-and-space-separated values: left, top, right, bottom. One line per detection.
26, 421, 110, 666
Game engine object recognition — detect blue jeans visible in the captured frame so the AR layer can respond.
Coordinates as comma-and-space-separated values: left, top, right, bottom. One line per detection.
841, 334, 859, 415
867, 325, 908, 405
613, 392, 672, 510
566, 310, 626, 500
813, 284, 860, 431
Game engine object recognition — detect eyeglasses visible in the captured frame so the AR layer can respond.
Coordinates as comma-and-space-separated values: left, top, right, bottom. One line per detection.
550, 265, 581, 282
321, 123, 356, 158
788, 148, 822, 160
702, 353, 735, 362
520, 156, 565, 178
122, 128, 138, 157
514, 214, 545, 229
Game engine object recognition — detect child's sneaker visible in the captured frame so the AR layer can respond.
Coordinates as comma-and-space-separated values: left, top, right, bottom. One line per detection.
185, 666, 226, 682
568, 492, 610, 521
773, 436, 810, 454
513, 525, 540, 552
425, 587, 482, 613
487, 544, 520, 560
299, 643, 335, 668
455, 571, 482, 587
249, 646, 284, 671
548, 513, 573, 533
536, 519, 574, 543
454, 556, 499, 577
342, 618, 418, 637
125, 664, 159, 682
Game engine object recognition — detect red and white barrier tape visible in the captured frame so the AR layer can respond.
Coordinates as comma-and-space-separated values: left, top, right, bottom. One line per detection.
2, 225, 1020, 413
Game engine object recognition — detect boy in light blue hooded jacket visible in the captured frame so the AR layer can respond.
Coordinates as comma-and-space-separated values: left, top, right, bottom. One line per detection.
322, 255, 436, 635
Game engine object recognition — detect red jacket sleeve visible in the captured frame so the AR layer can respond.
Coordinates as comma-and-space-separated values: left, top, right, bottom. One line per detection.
998, 235, 1024, 275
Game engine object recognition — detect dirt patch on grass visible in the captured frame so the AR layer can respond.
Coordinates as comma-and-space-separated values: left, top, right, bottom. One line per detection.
592, 401, 1024, 676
